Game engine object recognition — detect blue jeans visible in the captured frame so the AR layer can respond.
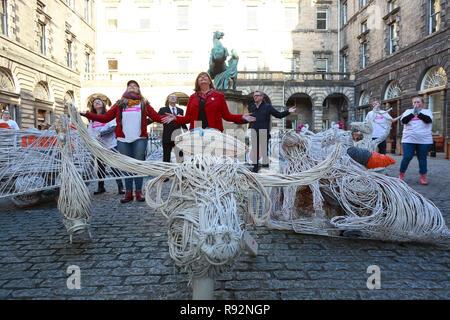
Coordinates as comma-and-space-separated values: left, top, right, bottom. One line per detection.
117, 139, 148, 191
400, 143, 431, 175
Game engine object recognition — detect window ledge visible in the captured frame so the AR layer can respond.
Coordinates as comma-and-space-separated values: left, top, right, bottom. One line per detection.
383, 7, 400, 20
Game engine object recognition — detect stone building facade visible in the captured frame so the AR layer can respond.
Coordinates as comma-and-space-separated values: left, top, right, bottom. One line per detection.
0, 0, 95, 129
340, 0, 449, 154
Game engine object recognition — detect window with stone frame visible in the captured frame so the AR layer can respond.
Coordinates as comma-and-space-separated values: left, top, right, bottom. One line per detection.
247, 6, 258, 30
388, 22, 398, 54
428, 0, 441, 34
84, 0, 91, 24
66, 40, 73, 68
360, 0, 368, 9
316, 58, 328, 73
340, 52, 348, 73
361, 20, 368, 33
107, 59, 118, 72
1, 0, 7, 36
360, 41, 368, 68
388, 0, 398, 12
177, 5, 189, 30
316, 8, 328, 30
85, 52, 90, 73
341, 1, 347, 27
38, 22, 46, 55
105, 7, 118, 31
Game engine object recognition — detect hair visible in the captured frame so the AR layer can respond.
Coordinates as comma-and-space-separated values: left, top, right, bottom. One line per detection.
1, 110, 9, 116
90, 98, 107, 114
194, 72, 215, 91
165, 93, 178, 107
412, 96, 424, 103
253, 90, 264, 96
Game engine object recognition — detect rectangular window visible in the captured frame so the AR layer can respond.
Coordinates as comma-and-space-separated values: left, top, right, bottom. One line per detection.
388, 0, 398, 12
177, 5, 189, 29
388, 23, 398, 54
360, 42, 367, 68
247, 6, 258, 30
1, 0, 7, 36
84, 0, 91, 23
36, 109, 52, 129
316, 9, 327, 30
106, 7, 118, 31
341, 54, 348, 73
38, 23, 46, 55
429, 92, 442, 134
139, 7, 151, 30
360, 0, 368, 9
341, 1, 347, 26
108, 59, 118, 72
316, 58, 328, 72
284, 7, 297, 30
211, 6, 225, 30
177, 57, 189, 72
361, 20, 367, 33
66, 41, 73, 68
85, 53, 90, 73
429, 0, 441, 34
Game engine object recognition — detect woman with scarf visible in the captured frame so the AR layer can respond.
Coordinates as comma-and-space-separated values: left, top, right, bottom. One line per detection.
81, 80, 173, 203
163, 72, 255, 131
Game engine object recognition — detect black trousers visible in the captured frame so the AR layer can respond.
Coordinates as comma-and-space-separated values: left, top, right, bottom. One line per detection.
163, 142, 184, 163
250, 129, 269, 172
372, 138, 387, 154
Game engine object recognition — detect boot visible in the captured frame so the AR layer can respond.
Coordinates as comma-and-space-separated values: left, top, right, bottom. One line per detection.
398, 172, 405, 181
135, 190, 145, 202
120, 190, 133, 203
94, 181, 106, 195
117, 181, 125, 195
420, 174, 428, 185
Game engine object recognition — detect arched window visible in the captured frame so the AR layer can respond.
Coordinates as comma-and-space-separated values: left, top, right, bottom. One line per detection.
34, 82, 50, 101
421, 66, 447, 90
420, 66, 448, 136
384, 81, 401, 100
0, 69, 14, 92
359, 90, 370, 106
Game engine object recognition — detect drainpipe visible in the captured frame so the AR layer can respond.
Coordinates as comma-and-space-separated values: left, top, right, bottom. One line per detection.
337, 0, 341, 73
282, 78, 286, 130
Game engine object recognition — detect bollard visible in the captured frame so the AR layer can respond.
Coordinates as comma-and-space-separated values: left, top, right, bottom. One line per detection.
192, 277, 215, 300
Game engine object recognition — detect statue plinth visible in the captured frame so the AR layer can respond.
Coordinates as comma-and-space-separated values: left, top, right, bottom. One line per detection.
218, 89, 249, 162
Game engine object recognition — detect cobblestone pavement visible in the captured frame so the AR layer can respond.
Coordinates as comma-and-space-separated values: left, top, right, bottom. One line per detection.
0, 154, 449, 300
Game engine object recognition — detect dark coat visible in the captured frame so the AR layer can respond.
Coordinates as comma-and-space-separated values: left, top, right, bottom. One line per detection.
158, 105, 187, 144
247, 100, 290, 133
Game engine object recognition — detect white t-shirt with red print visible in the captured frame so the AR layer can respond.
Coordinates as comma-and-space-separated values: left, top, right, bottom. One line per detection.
400, 108, 433, 144
117, 103, 144, 143
365, 110, 392, 138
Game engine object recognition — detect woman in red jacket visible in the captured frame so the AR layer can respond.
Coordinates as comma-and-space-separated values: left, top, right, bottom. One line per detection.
81, 80, 173, 203
164, 72, 255, 130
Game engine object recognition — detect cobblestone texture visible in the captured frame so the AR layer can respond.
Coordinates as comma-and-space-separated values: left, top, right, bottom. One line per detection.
0, 155, 448, 299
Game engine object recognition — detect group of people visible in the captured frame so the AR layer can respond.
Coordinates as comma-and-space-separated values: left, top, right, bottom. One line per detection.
80, 72, 295, 203
364, 97, 434, 185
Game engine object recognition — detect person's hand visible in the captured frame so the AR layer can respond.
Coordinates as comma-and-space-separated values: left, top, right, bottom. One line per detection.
242, 113, 256, 122
162, 113, 176, 124
413, 106, 420, 116
80, 111, 87, 116
288, 107, 296, 113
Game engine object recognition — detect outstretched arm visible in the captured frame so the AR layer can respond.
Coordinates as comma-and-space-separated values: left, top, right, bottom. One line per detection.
269, 105, 291, 119
82, 103, 118, 123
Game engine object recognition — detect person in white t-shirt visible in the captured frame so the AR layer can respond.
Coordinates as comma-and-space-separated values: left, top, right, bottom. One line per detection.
0, 110, 20, 130
87, 98, 124, 195
398, 96, 433, 185
365, 99, 400, 154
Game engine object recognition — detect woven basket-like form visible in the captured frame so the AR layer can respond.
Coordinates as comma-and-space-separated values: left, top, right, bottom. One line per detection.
174, 128, 247, 158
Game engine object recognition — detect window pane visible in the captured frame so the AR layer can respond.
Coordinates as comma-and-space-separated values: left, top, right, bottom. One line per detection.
108, 59, 118, 71
317, 59, 327, 72
177, 6, 189, 29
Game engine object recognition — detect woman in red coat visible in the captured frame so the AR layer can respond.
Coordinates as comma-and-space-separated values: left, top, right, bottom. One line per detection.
81, 80, 173, 203
163, 72, 255, 130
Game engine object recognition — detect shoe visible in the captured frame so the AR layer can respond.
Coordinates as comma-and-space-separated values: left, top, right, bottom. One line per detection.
398, 172, 405, 181
120, 190, 133, 203
252, 165, 259, 173
135, 190, 145, 202
420, 174, 428, 185
94, 182, 106, 195
117, 182, 125, 195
